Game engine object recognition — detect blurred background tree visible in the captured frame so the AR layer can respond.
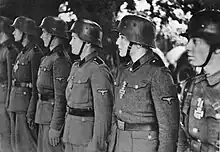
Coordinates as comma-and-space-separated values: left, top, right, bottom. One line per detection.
1, 0, 220, 57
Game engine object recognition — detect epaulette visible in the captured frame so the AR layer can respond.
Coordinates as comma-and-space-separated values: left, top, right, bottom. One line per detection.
149, 57, 165, 67
93, 56, 104, 65
33, 44, 40, 53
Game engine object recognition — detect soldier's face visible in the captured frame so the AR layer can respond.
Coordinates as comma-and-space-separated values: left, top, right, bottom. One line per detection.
116, 34, 129, 57
70, 33, 83, 55
40, 29, 52, 47
186, 37, 210, 67
13, 28, 23, 42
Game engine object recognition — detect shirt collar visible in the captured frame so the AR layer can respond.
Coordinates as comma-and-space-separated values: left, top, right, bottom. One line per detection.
22, 42, 35, 53
128, 50, 155, 72
50, 44, 63, 54
79, 51, 98, 67
206, 70, 220, 86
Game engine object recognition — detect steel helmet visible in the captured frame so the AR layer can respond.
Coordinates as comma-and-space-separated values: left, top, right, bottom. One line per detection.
69, 19, 103, 48
39, 16, 69, 39
187, 10, 220, 45
11, 16, 38, 36
0, 16, 13, 34
117, 15, 156, 47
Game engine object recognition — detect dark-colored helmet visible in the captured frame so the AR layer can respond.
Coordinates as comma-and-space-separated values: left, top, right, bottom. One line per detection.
11, 16, 38, 36
187, 10, 220, 45
39, 16, 69, 39
0, 16, 13, 34
117, 15, 156, 47
69, 19, 103, 48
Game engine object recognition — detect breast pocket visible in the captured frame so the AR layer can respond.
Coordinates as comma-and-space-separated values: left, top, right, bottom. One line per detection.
126, 80, 150, 102
16, 60, 31, 81
69, 76, 90, 104
37, 65, 53, 90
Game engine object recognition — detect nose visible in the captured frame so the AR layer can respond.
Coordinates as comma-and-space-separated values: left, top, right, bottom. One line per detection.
185, 39, 193, 53
69, 37, 74, 45
116, 37, 120, 45
40, 33, 44, 39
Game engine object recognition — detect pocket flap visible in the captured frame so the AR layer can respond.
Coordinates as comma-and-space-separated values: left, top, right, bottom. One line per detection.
127, 80, 149, 90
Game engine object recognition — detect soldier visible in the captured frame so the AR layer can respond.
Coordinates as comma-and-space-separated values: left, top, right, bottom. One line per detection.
63, 19, 114, 152
32, 16, 71, 152
0, 16, 19, 152
177, 10, 220, 152
108, 15, 180, 152
8, 16, 43, 152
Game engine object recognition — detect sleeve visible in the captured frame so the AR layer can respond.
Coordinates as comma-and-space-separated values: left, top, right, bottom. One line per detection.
151, 67, 180, 152
87, 66, 114, 152
6, 47, 18, 107
26, 51, 43, 120
50, 57, 71, 131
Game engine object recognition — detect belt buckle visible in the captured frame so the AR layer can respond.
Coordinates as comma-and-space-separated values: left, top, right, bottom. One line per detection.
117, 119, 125, 130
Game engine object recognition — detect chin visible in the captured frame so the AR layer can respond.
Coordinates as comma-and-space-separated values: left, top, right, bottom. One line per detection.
119, 53, 126, 57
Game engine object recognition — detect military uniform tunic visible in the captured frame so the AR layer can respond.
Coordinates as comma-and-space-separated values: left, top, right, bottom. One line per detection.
0, 39, 18, 152
8, 42, 43, 152
33, 45, 71, 152
178, 72, 220, 152
109, 51, 179, 152
63, 51, 114, 152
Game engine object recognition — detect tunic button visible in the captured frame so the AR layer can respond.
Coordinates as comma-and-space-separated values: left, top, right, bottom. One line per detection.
21, 63, 24, 65
114, 81, 117, 85
23, 92, 27, 95
148, 134, 152, 140
192, 128, 199, 133
134, 85, 138, 89
129, 68, 132, 72
43, 68, 47, 71
119, 110, 122, 114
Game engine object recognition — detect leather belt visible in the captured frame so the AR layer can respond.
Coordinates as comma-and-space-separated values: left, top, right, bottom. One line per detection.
12, 80, 32, 88
39, 94, 54, 101
67, 106, 94, 117
116, 119, 158, 131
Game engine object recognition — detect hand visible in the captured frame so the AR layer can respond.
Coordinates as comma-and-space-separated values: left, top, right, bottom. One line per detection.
48, 128, 60, 146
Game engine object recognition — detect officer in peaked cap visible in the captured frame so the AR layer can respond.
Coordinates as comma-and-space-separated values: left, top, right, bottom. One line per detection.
31, 16, 71, 152
0, 16, 19, 152
8, 16, 44, 152
108, 15, 180, 152
63, 19, 114, 152
177, 10, 220, 152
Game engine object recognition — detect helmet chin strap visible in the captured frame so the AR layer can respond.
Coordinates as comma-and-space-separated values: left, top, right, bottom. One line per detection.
200, 45, 216, 67
47, 35, 54, 49
78, 42, 86, 58
126, 42, 133, 57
